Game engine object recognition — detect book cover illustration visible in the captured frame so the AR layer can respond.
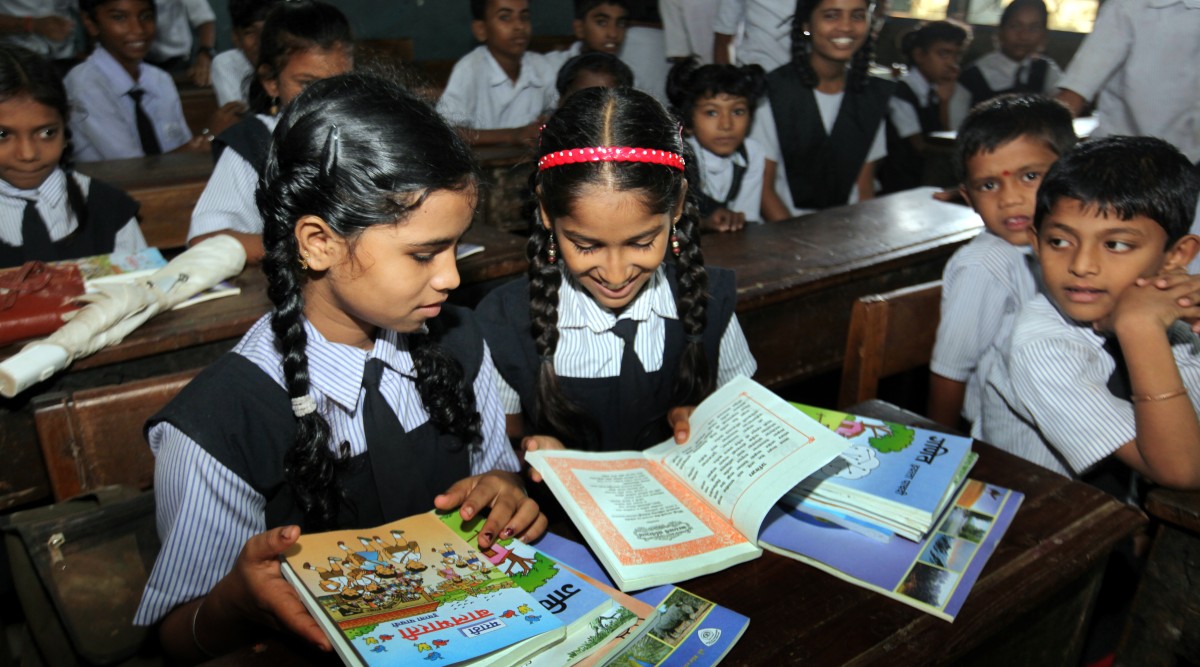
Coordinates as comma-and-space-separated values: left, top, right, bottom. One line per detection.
282, 512, 562, 666
760, 479, 1023, 621
58, 248, 167, 284
790, 404, 973, 518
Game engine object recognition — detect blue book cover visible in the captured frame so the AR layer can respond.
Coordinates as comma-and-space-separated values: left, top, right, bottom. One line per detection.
281, 512, 564, 666
789, 404, 973, 524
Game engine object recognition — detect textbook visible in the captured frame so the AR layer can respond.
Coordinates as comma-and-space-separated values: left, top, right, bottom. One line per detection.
525, 375, 849, 591
58, 248, 241, 310
436, 512, 638, 666
787, 404, 976, 541
534, 533, 749, 667
760, 479, 1023, 621
279, 511, 565, 667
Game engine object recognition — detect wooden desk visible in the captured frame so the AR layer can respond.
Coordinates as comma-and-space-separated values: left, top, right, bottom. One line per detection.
1115, 487, 1200, 665
76, 152, 214, 251
203, 399, 1145, 666
705, 187, 981, 388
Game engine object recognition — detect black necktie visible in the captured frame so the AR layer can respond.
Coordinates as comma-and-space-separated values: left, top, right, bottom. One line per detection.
1102, 337, 1132, 401
611, 318, 650, 415
1013, 64, 1027, 89
127, 89, 162, 156
362, 358, 405, 451
21, 199, 54, 260
926, 89, 939, 108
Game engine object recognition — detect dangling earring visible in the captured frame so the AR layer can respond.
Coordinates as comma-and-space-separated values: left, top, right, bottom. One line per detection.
547, 234, 558, 264
298, 252, 310, 271
670, 223, 681, 257
269, 96, 280, 116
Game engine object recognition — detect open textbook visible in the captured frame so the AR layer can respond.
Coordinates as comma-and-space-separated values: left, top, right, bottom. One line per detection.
279, 511, 564, 667
525, 375, 849, 591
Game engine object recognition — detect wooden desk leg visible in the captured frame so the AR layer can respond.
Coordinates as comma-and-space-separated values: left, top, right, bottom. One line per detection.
1114, 523, 1200, 666
958, 560, 1105, 667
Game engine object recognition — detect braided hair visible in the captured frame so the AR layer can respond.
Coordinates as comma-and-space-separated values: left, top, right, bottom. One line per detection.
789, 0, 876, 92
529, 86, 714, 447
258, 72, 482, 529
0, 45, 88, 232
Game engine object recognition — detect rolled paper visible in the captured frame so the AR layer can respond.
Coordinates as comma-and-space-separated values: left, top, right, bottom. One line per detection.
0, 343, 70, 398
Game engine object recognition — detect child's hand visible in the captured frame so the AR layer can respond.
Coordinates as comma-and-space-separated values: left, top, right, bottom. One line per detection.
1107, 273, 1200, 334
701, 207, 746, 233
189, 52, 213, 88
435, 471, 547, 548
1134, 273, 1200, 333
931, 188, 965, 204
33, 15, 74, 42
210, 525, 330, 651
521, 435, 566, 483
512, 115, 548, 147
668, 405, 697, 444
208, 101, 248, 137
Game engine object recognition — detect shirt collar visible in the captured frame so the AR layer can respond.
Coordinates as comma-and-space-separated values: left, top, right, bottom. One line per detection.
91, 45, 144, 92
901, 69, 933, 98
483, 46, 541, 91
300, 320, 417, 411
558, 264, 678, 333
0, 168, 66, 205
688, 135, 747, 180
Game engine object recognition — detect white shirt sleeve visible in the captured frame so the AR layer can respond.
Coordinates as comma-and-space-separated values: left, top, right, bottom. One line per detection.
716, 314, 757, 386
1056, 1, 1132, 100
187, 148, 263, 241
713, 0, 746, 35
180, 0, 215, 27
114, 217, 149, 253
660, 0, 689, 58
888, 95, 921, 139
436, 55, 477, 128
471, 344, 520, 474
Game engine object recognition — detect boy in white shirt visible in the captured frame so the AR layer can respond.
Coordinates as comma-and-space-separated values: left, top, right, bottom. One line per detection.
211, 0, 273, 106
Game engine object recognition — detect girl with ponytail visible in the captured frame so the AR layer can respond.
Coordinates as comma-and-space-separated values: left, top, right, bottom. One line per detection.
137, 72, 544, 663
476, 86, 757, 463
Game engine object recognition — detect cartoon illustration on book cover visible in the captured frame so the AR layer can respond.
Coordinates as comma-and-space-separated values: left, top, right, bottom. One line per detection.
284, 512, 560, 665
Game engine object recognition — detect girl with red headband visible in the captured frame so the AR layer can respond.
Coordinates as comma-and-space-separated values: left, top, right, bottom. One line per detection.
475, 86, 757, 463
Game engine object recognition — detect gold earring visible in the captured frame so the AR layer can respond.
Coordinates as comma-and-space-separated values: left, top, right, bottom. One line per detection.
298, 252, 310, 271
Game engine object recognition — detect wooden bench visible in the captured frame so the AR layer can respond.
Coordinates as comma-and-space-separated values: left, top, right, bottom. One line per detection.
839, 280, 942, 408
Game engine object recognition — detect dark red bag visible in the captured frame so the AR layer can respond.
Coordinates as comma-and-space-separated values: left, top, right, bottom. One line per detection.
0, 261, 84, 346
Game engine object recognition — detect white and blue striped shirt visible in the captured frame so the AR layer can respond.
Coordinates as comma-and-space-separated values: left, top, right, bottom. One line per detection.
135, 314, 518, 625
494, 265, 758, 413
978, 293, 1200, 477
187, 115, 278, 243
930, 231, 1037, 424
0, 168, 145, 254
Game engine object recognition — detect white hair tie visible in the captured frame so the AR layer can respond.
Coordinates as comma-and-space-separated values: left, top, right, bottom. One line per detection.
291, 395, 317, 417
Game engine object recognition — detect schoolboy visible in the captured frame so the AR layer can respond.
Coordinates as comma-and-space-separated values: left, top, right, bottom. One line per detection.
545, 0, 629, 72
65, 0, 197, 161
436, 0, 557, 147
928, 94, 1076, 429
211, 0, 273, 106
959, 0, 1063, 107
979, 136, 1200, 489
147, 0, 216, 87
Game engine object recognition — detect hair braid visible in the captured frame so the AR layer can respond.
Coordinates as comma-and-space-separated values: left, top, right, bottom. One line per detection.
410, 331, 482, 448
670, 209, 713, 405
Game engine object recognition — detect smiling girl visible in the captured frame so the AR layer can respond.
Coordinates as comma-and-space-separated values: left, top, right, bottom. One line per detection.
0, 44, 144, 267
475, 86, 757, 459
751, 0, 894, 215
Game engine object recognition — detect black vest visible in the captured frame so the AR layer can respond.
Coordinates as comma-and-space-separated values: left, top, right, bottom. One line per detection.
212, 116, 273, 177
767, 65, 895, 210
880, 81, 945, 194
147, 305, 484, 531
0, 177, 140, 268
960, 58, 1050, 108
475, 265, 738, 452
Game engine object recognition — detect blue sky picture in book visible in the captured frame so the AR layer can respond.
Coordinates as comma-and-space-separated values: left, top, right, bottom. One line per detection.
789, 404, 974, 539
280, 512, 563, 666
759, 479, 1022, 621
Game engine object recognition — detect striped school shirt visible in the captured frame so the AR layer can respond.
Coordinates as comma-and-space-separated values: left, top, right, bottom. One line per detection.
186, 114, 278, 243
930, 231, 1038, 425
0, 168, 146, 253
134, 314, 518, 625
494, 265, 758, 413
978, 293, 1200, 477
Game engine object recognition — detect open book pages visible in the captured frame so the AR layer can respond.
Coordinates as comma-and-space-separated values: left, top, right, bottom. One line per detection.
280, 511, 565, 667
526, 375, 849, 591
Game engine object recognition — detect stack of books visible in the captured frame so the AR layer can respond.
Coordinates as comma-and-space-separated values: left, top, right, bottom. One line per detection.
783, 404, 976, 542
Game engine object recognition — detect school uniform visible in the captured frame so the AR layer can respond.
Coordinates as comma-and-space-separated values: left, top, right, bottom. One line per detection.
750, 68, 893, 215
661, 0, 719, 64
978, 293, 1200, 477
0, 168, 144, 267
1057, 0, 1200, 163
147, 0, 215, 64
543, 41, 583, 76
959, 51, 1063, 108
211, 48, 253, 106
476, 264, 757, 452
134, 306, 518, 625
881, 70, 970, 193
436, 45, 558, 129
0, 0, 77, 59
930, 231, 1038, 425
712, 0, 792, 71
187, 114, 278, 243
64, 45, 192, 162
686, 134, 767, 222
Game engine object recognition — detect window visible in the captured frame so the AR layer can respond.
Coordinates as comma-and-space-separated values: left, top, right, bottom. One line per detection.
888, 0, 1098, 32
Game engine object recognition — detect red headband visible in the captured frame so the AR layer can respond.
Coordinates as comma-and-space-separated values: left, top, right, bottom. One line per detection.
538, 146, 686, 171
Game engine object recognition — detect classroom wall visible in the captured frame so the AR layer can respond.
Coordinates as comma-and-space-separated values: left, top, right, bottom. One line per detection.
209, 0, 575, 61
